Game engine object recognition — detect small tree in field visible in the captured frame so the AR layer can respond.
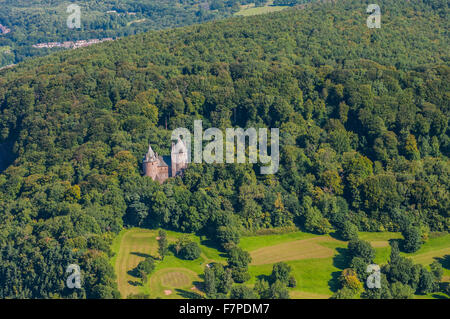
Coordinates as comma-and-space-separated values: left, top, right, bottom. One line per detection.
179, 242, 201, 260
268, 280, 290, 299
430, 261, 443, 282
175, 235, 191, 255
347, 239, 375, 263
402, 225, 422, 253
270, 262, 292, 285
204, 266, 216, 298
158, 230, 168, 260
137, 257, 155, 275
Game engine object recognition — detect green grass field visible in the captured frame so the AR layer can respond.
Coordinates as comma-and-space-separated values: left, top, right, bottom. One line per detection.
111, 228, 226, 298
111, 228, 450, 299
127, 19, 147, 26
407, 234, 450, 278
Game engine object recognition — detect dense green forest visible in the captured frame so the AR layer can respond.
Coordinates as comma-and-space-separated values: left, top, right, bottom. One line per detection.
0, 0, 249, 67
0, 0, 449, 298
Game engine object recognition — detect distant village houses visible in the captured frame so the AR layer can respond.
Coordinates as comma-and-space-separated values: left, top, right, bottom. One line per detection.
107, 10, 137, 16
32, 38, 113, 49
0, 24, 11, 35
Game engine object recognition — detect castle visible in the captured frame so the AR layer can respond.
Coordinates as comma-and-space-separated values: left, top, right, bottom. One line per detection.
142, 138, 188, 183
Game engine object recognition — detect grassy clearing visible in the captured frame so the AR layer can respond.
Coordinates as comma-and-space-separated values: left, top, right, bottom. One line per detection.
234, 3, 286, 17
249, 237, 338, 265
112, 228, 449, 299
408, 234, 450, 259
243, 232, 346, 297
240, 231, 317, 251
114, 228, 156, 297
356, 232, 401, 265
407, 234, 450, 277
290, 291, 331, 299
358, 232, 403, 241
160, 269, 192, 287
149, 267, 201, 299
358, 231, 402, 248
414, 292, 449, 299
359, 232, 450, 270
111, 228, 226, 298
247, 257, 341, 297
373, 246, 391, 265
127, 19, 146, 26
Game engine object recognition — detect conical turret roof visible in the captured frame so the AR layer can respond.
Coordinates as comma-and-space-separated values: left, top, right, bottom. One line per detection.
144, 144, 157, 162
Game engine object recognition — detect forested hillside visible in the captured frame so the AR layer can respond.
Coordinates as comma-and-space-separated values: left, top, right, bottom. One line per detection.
0, 0, 306, 67
0, 0, 236, 67
0, 0, 448, 298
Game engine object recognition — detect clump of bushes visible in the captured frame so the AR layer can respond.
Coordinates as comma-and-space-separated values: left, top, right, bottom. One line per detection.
175, 236, 201, 260
136, 257, 155, 283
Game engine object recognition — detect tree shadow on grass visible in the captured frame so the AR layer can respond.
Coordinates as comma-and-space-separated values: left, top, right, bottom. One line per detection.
328, 247, 349, 293
127, 269, 139, 277
328, 271, 341, 293
256, 273, 271, 283
128, 280, 142, 287
199, 238, 228, 258
333, 248, 349, 270
130, 252, 153, 258
435, 255, 450, 270
168, 244, 178, 256
431, 293, 449, 299
192, 281, 204, 293
175, 289, 203, 299
329, 231, 344, 241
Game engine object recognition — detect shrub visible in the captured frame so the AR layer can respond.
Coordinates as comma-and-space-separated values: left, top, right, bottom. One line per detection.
347, 239, 375, 263
270, 262, 292, 285
179, 241, 201, 260
137, 257, 155, 275
390, 282, 414, 299
338, 221, 359, 241
229, 285, 257, 299
402, 225, 422, 253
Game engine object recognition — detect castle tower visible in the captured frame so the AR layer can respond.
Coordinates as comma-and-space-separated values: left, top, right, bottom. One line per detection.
171, 138, 188, 177
143, 145, 159, 180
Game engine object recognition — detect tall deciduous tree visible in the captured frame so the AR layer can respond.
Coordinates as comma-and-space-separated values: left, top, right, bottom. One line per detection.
157, 230, 168, 261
